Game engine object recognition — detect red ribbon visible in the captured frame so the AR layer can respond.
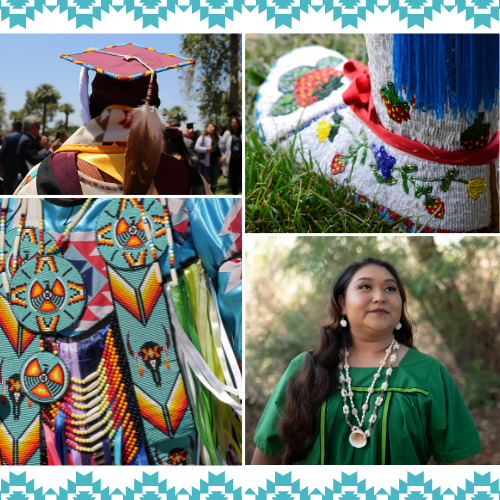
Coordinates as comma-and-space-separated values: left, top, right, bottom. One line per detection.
341, 60, 499, 166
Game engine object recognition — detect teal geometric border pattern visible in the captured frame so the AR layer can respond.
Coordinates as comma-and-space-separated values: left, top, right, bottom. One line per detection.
0, 471, 498, 500
0, 0, 498, 29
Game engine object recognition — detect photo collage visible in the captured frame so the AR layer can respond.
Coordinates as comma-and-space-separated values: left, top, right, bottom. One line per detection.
0, 18, 498, 499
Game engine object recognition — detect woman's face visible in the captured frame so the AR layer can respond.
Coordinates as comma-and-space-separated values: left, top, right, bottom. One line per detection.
339, 264, 402, 336
207, 124, 215, 134
231, 119, 238, 132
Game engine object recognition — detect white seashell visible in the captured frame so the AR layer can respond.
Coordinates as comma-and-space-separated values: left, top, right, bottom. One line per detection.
345, 350, 349, 356
364, 429, 371, 437
343, 405, 350, 414
338, 364, 343, 370
367, 387, 373, 394
362, 403, 369, 411
349, 429, 368, 448
369, 414, 377, 424
387, 367, 393, 375
381, 381, 388, 390
339, 374, 345, 383
380, 359, 386, 365
375, 397, 383, 406
352, 408, 358, 415
374, 373, 380, 378
346, 377, 351, 383
341, 389, 348, 398
348, 391, 353, 398
390, 354, 397, 363
395, 342, 400, 349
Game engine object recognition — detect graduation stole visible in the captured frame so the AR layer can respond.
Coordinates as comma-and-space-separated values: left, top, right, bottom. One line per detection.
57, 106, 132, 155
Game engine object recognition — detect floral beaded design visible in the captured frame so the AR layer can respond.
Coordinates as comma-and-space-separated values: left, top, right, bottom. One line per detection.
317, 112, 344, 143
270, 57, 344, 117
380, 82, 411, 124
368, 143, 487, 220
326, 121, 488, 225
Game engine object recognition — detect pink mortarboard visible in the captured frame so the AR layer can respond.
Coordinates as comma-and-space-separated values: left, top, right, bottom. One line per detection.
60, 43, 195, 123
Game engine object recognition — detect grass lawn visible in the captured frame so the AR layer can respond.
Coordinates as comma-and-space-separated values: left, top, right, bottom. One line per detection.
245, 34, 433, 233
245, 130, 439, 233
216, 174, 234, 195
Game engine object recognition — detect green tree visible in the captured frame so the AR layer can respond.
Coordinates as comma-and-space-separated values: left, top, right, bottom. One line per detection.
33, 84, 61, 134
161, 105, 187, 124
0, 87, 6, 132
59, 103, 75, 131
180, 34, 241, 129
9, 110, 24, 122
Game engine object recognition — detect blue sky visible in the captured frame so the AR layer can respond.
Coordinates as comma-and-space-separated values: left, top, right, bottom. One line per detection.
0, 34, 206, 130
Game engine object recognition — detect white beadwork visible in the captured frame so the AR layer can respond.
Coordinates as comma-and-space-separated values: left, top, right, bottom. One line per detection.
339, 338, 398, 447
255, 46, 350, 144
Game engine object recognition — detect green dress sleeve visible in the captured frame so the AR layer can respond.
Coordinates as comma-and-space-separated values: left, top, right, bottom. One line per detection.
254, 352, 307, 456
424, 360, 482, 463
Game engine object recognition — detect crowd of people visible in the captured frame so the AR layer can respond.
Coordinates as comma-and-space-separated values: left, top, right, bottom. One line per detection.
163, 110, 242, 195
0, 117, 67, 194
1, 111, 242, 195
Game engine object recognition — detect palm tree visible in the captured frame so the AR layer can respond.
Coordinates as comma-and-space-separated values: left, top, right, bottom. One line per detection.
59, 103, 75, 131
33, 84, 61, 134
162, 105, 188, 125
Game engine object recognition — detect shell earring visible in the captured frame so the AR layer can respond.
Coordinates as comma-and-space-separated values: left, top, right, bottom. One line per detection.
340, 316, 347, 327
395, 321, 402, 330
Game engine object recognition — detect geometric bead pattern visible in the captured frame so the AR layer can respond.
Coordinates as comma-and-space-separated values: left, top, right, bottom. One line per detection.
0, 0, 497, 29
0, 471, 497, 500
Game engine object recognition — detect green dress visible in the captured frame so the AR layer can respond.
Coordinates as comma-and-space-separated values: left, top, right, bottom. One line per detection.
254, 348, 481, 465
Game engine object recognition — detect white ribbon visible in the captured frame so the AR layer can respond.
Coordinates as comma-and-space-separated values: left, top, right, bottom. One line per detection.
206, 275, 242, 399
79, 67, 91, 125
165, 286, 242, 416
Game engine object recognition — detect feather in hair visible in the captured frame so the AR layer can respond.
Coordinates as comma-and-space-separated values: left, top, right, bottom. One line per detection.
124, 104, 163, 195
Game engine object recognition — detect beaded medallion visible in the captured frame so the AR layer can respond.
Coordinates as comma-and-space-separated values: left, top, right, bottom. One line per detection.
0, 228, 61, 298
20, 352, 69, 404
9, 255, 87, 333
95, 199, 167, 270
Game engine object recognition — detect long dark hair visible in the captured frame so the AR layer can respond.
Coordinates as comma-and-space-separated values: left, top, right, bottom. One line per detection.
202, 122, 218, 140
276, 257, 414, 465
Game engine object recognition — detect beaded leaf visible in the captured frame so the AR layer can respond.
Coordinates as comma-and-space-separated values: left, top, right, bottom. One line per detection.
270, 93, 300, 117
460, 113, 491, 150
277, 66, 311, 94
316, 56, 343, 69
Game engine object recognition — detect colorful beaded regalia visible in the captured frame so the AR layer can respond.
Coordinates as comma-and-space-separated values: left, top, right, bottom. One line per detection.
0, 197, 242, 466
255, 34, 500, 233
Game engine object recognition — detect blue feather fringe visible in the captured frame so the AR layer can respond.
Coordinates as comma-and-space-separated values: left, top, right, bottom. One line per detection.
54, 412, 69, 465
393, 34, 499, 122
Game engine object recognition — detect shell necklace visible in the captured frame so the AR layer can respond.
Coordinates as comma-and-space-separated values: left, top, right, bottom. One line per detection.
339, 337, 400, 448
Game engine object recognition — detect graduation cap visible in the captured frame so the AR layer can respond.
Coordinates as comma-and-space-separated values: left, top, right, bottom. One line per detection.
186, 122, 194, 129
60, 43, 195, 124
